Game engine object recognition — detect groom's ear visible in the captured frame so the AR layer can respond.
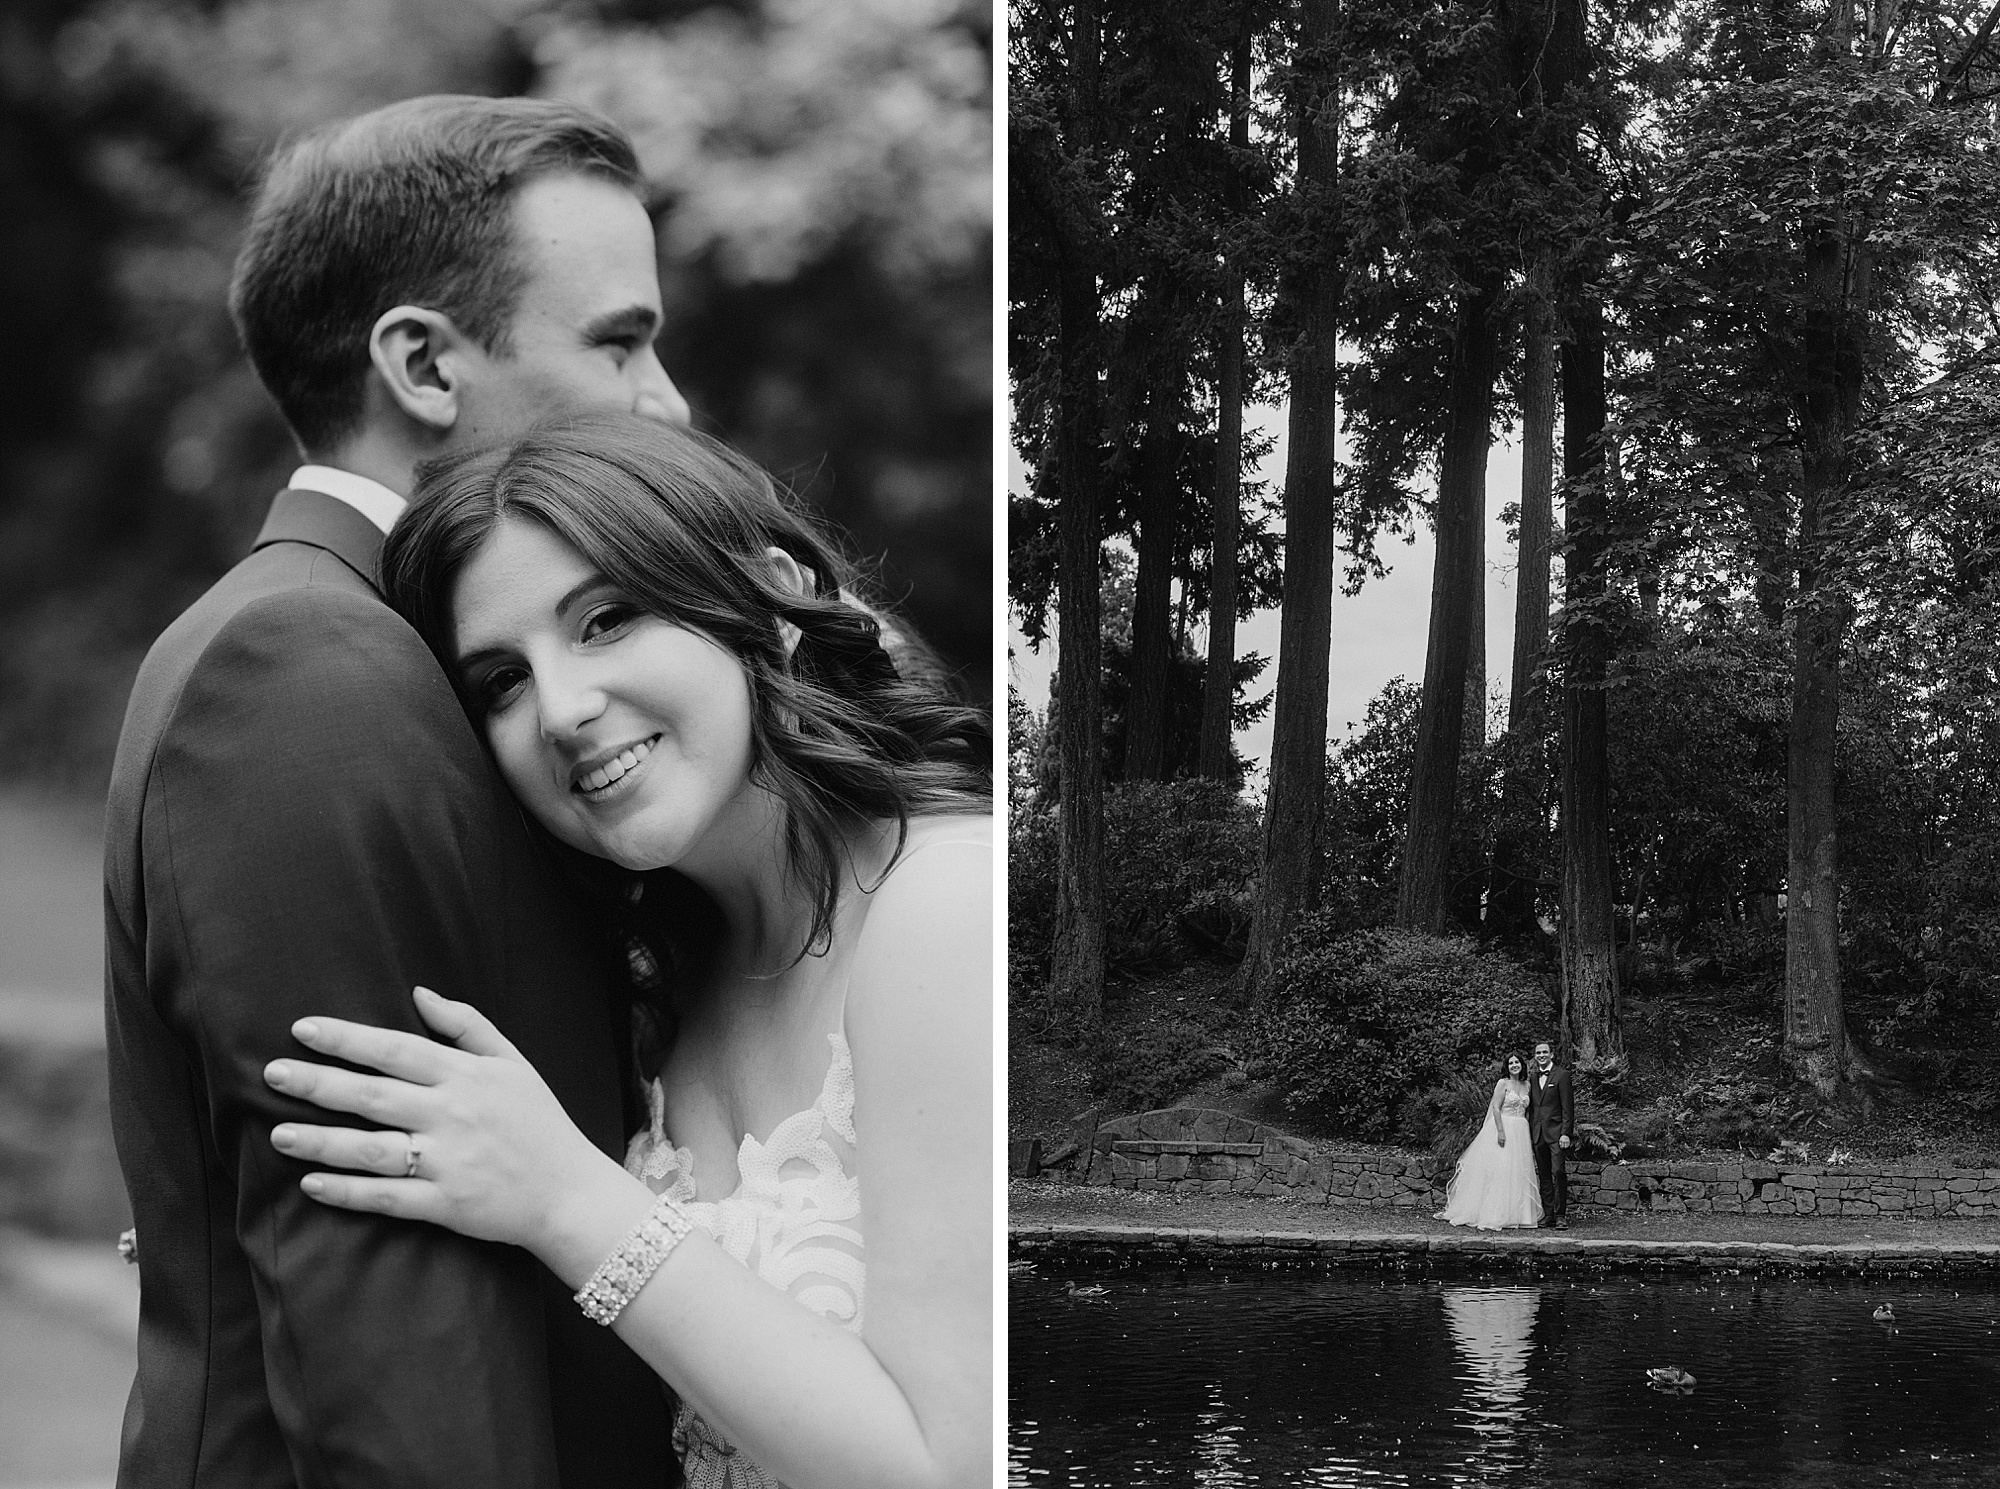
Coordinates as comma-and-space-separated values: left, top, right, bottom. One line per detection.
367, 305, 468, 434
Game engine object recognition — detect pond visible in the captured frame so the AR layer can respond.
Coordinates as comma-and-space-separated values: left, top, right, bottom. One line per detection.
1010, 1262, 2000, 1486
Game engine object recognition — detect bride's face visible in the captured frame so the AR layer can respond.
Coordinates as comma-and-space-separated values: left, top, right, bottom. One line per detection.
1506, 1056, 1524, 1079
450, 517, 758, 871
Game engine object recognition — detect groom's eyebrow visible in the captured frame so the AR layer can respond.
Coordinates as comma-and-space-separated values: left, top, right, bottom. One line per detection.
581, 305, 660, 346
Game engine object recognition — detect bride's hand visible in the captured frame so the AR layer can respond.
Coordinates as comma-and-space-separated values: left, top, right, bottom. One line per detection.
262, 986, 618, 1252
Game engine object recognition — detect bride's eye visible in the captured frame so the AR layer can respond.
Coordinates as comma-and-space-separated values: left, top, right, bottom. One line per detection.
581, 603, 640, 643
475, 664, 529, 713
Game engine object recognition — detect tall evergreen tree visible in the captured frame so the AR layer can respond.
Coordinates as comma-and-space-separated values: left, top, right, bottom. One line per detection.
1013, 0, 1114, 1030
1242, 0, 1346, 994
1198, 4, 1259, 779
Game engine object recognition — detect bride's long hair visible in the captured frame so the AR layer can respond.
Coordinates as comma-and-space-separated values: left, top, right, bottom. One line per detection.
1502, 1051, 1530, 1083
381, 412, 989, 1054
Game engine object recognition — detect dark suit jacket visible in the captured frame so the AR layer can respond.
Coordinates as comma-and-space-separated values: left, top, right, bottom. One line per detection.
103, 489, 673, 1488
1527, 1064, 1575, 1147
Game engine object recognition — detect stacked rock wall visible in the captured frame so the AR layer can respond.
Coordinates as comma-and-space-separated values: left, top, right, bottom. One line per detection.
1054, 1107, 2000, 1219
1570, 1158, 2000, 1218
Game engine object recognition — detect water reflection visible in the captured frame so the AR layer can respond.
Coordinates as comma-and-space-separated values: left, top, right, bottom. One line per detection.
1010, 1267, 2000, 1487
1193, 1382, 1251, 1485
1441, 1285, 1539, 1467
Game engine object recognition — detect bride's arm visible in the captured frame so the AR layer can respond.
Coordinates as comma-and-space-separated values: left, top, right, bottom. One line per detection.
573, 838, 991, 1487
261, 841, 992, 1489
1489, 1079, 1507, 1146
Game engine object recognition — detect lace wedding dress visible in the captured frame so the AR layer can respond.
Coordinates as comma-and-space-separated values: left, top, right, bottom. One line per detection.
626, 1033, 862, 1489
1436, 1081, 1544, 1231
621, 822, 988, 1488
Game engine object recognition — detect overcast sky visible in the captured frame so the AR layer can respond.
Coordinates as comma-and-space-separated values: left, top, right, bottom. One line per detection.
1007, 404, 1531, 791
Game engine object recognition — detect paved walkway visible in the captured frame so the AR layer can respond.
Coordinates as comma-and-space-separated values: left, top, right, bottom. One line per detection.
0, 1229, 134, 1489
1011, 1180, 2000, 1272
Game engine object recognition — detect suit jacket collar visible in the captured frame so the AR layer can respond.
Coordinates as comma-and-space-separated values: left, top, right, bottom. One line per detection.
253, 488, 386, 592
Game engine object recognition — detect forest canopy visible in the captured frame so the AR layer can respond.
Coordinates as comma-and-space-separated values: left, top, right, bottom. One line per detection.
1008, 0, 2000, 1146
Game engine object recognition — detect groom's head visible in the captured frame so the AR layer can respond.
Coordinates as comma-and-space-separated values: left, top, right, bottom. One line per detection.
230, 95, 687, 482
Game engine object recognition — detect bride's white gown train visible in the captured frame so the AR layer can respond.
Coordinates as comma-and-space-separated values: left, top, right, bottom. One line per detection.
1437, 1083, 1543, 1230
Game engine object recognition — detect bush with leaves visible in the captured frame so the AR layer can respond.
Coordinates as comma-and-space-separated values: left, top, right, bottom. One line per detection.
1008, 776, 1262, 993
1319, 676, 1496, 933
1253, 926, 1555, 1140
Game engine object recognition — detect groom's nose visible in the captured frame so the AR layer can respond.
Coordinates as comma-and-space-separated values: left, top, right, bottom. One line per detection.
631, 347, 691, 426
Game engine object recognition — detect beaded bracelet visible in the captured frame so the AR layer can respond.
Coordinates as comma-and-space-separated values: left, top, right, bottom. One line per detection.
575, 1192, 695, 1326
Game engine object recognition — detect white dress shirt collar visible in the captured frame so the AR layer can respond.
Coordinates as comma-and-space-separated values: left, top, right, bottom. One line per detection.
287, 465, 406, 537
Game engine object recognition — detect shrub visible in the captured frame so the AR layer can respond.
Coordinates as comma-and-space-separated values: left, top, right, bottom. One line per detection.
1089, 1005, 1239, 1116
1252, 925, 1555, 1140
1422, 1072, 1501, 1166
1098, 779, 1261, 975
1006, 778, 1262, 990
1006, 797, 1060, 989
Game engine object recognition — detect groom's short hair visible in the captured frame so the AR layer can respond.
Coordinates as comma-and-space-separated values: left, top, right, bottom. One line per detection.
229, 95, 644, 454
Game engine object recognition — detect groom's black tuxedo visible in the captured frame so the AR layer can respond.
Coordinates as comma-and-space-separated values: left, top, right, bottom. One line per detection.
1527, 1062, 1576, 1221
104, 489, 673, 1487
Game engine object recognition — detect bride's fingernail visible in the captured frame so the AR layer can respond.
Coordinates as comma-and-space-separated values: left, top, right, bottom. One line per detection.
273, 1125, 297, 1147
293, 1019, 319, 1041
264, 1061, 289, 1085
302, 1176, 325, 1196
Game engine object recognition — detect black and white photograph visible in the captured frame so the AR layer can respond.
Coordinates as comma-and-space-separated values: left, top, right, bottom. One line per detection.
0, 2, 994, 1485
1007, 1, 2000, 1483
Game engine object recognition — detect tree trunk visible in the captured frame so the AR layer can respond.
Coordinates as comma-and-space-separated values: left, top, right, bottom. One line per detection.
1197, 14, 1253, 782
1240, 0, 1342, 995
1464, 507, 1487, 753
1784, 588, 1849, 1095
1782, 223, 1872, 1100
1485, 309, 1558, 939
1511, 315, 1558, 735
1125, 363, 1182, 780
1558, 295, 1621, 1068
1048, 0, 1106, 1033
1396, 284, 1498, 932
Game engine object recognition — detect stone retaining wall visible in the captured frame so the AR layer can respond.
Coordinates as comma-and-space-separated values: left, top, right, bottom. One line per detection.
1048, 1106, 2000, 1220
1011, 1223, 2000, 1276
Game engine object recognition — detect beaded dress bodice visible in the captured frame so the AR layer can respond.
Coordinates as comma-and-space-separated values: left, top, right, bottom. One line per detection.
625, 1031, 862, 1489
1499, 1083, 1529, 1118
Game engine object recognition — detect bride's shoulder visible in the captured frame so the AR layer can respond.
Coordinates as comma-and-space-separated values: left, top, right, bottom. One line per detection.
897, 811, 994, 854
872, 813, 994, 895
848, 814, 990, 978
844, 814, 991, 1081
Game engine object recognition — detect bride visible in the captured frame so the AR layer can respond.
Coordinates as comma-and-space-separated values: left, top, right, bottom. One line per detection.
1436, 1052, 1544, 1231
258, 412, 991, 1489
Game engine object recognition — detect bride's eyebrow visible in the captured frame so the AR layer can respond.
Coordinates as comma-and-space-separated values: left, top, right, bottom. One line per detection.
451, 577, 616, 681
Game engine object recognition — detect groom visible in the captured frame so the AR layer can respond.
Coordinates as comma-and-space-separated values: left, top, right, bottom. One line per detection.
104, 97, 685, 1486
1527, 1038, 1576, 1229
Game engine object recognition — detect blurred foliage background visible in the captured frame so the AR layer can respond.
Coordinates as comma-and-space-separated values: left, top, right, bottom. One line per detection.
0, 0, 994, 794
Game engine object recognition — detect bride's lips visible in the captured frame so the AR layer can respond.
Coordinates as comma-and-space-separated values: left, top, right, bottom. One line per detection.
570, 735, 661, 801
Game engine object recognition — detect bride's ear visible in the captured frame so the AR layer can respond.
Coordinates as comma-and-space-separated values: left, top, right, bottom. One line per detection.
765, 547, 809, 657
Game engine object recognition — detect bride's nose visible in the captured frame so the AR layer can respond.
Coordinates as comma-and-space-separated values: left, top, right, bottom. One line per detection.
536, 658, 607, 741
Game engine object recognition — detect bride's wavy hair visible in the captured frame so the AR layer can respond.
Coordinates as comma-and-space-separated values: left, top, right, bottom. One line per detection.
1501, 1050, 1530, 1081
380, 410, 990, 978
